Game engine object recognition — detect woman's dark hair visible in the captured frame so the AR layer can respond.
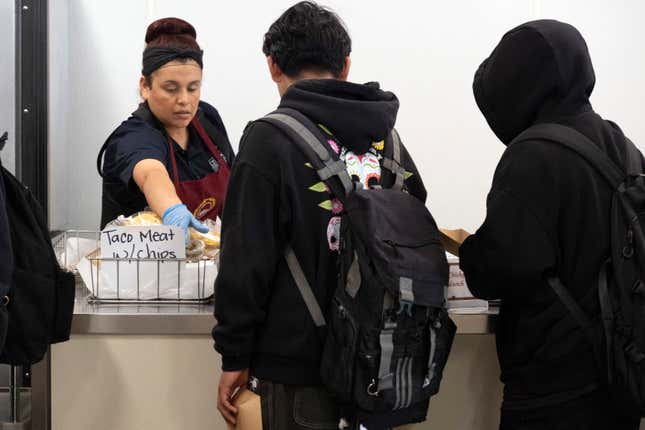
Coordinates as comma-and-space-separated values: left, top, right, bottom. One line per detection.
143, 17, 201, 86
262, 1, 351, 78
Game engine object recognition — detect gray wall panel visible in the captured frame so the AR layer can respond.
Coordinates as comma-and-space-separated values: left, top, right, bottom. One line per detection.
0, 0, 15, 173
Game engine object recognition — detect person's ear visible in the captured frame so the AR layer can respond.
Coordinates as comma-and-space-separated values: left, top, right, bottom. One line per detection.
139, 76, 151, 100
338, 57, 351, 81
267, 56, 284, 84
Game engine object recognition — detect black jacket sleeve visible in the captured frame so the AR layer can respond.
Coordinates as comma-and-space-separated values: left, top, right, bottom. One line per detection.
212, 124, 286, 371
459, 143, 557, 300
0, 158, 13, 297
212, 163, 281, 370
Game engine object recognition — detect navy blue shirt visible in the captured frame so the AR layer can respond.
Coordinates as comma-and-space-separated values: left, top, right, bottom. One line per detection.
98, 101, 234, 228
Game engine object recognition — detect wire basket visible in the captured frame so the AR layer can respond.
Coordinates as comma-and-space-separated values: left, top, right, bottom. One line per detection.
52, 230, 101, 271
52, 230, 216, 305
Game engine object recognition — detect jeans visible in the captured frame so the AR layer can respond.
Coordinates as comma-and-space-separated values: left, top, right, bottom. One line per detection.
253, 378, 341, 430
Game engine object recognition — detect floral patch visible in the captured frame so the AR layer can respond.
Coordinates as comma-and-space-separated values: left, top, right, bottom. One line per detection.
318, 200, 333, 211
328, 139, 340, 155
318, 124, 334, 136
343, 151, 381, 189
331, 198, 343, 215
309, 182, 329, 193
327, 216, 341, 251
306, 125, 388, 252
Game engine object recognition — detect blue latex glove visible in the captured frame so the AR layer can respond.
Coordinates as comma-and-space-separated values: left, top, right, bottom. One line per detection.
162, 203, 209, 245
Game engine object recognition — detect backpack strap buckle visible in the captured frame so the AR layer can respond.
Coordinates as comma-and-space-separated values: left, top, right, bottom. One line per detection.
623, 246, 634, 259
367, 379, 380, 396
397, 277, 415, 316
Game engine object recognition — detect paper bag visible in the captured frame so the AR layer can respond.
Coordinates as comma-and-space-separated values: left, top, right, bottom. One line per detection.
227, 388, 262, 430
439, 228, 471, 256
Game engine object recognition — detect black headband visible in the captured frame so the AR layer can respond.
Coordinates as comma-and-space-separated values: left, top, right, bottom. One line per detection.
142, 47, 203, 76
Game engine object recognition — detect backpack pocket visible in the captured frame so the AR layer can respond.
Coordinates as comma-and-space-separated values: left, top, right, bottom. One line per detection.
52, 269, 75, 343
423, 309, 456, 396
1, 268, 56, 364
376, 308, 456, 411
380, 239, 448, 308
353, 328, 385, 412
320, 295, 358, 403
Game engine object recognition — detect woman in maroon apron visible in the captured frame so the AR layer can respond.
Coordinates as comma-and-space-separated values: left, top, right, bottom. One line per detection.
97, 17, 233, 242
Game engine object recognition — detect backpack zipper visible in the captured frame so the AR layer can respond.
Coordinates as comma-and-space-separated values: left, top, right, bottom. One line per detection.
383, 238, 441, 249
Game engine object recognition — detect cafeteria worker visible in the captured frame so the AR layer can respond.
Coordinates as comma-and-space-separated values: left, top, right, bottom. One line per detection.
97, 17, 234, 242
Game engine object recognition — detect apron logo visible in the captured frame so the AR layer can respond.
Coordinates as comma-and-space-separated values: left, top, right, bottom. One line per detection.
208, 157, 220, 172
194, 197, 216, 219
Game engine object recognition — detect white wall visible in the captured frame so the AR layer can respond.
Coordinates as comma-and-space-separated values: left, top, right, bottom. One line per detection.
49, 0, 149, 230
48, 0, 645, 231
49, 1, 69, 229
0, 1, 15, 173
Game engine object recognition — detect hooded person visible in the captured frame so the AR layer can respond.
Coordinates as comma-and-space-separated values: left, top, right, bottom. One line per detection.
459, 19, 642, 429
211, 2, 426, 429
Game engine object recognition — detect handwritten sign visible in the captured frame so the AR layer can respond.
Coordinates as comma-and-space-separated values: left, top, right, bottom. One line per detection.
100, 226, 186, 260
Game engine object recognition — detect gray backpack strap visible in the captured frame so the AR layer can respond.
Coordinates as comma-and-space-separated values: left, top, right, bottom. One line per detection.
512, 123, 624, 189
263, 112, 354, 196
260, 110, 355, 328
285, 246, 326, 327
382, 129, 405, 191
376, 321, 396, 392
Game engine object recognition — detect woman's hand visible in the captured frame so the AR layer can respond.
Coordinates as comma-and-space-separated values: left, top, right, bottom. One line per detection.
162, 203, 208, 244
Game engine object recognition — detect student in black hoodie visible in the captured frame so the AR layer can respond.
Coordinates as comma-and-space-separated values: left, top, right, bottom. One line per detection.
212, 2, 425, 428
460, 20, 642, 429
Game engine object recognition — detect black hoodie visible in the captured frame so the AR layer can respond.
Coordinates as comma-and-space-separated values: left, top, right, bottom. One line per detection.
460, 20, 644, 409
212, 80, 426, 384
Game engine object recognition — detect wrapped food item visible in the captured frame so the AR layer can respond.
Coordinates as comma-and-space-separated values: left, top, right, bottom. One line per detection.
118, 211, 162, 226
189, 229, 220, 248
107, 211, 221, 259
186, 239, 206, 259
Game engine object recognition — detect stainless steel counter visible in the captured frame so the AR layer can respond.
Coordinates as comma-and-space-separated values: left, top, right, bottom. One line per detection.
71, 285, 215, 335
71, 285, 497, 335
28, 285, 498, 430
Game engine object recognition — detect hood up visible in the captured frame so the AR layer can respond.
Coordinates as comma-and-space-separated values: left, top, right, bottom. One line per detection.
473, 19, 596, 144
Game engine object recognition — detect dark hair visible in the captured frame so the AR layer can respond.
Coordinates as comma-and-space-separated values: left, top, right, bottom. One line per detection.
143, 17, 201, 85
262, 1, 351, 78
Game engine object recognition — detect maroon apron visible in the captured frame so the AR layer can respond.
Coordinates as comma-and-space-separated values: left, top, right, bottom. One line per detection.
167, 116, 231, 221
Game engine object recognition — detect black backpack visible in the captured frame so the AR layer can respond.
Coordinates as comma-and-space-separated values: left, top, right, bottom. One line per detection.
512, 123, 645, 416
0, 134, 11, 350
260, 109, 456, 428
1, 157, 75, 365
